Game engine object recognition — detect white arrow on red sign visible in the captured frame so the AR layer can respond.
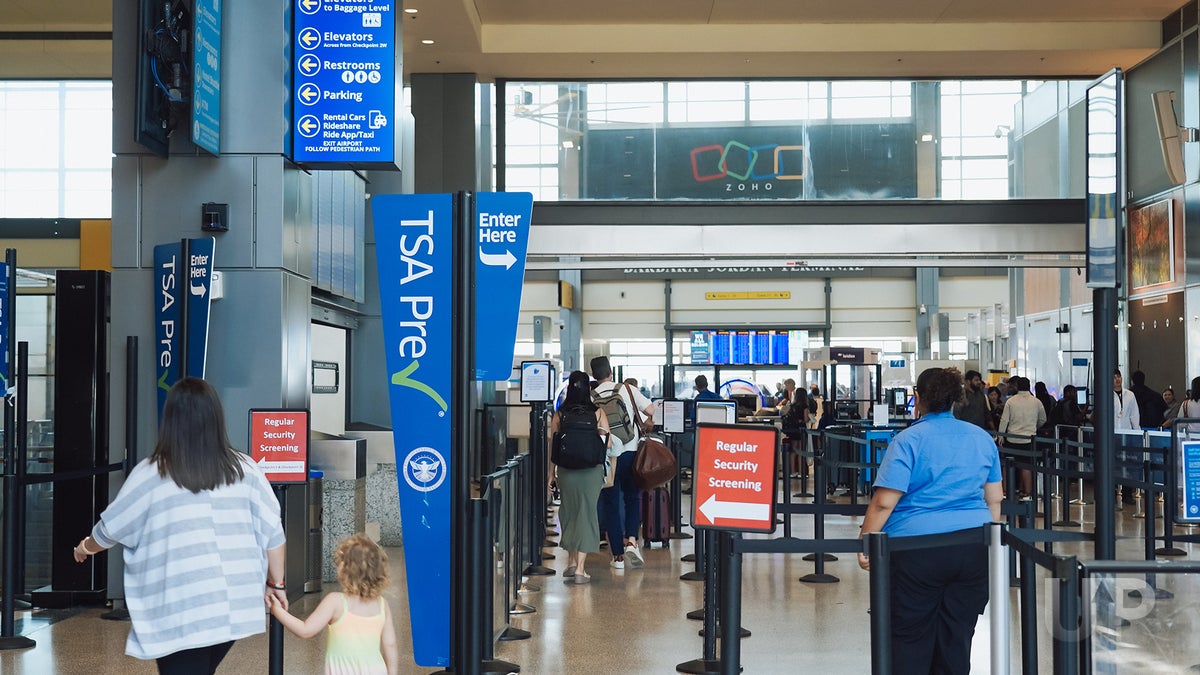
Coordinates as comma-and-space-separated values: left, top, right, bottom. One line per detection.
257, 456, 305, 475
698, 494, 769, 524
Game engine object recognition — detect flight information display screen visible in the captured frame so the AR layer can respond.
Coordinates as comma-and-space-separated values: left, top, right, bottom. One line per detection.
689, 329, 802, 366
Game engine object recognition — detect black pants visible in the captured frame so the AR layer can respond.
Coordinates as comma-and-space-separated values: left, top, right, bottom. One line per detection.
890, 540, 989, 675
156, 641, 235, 675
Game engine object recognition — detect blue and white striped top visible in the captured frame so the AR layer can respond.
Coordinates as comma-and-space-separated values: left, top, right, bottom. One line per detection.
91, 454, 286, 659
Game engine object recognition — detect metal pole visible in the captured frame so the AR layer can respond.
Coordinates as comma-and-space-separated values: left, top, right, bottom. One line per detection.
1052, 557, 1079, 675
867, 532, 891, 675
13, 343, 27, 597
718, 533, 742, 675
268, 486, 286, 675
1093, 286, 1117, 560
781, 439, 793, 538
988, 522, 1010, 675
524, 402, 553, 576
464, 499, 484, 675
1019, 544, 1038, 674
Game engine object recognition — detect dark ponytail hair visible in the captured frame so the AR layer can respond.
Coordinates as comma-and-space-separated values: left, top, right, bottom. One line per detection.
562, 370, 598, 412
915, 367, 964, 414
151, 378, 245, 492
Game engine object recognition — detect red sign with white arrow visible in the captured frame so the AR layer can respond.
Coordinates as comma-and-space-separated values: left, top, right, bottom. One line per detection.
692, 423, 778, 533
249, 409, 310, 485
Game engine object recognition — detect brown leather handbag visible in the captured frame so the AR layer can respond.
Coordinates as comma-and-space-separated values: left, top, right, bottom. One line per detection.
625, 384, 677, 489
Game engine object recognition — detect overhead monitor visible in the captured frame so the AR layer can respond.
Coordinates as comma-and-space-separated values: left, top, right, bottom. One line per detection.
689, 329, 805, 366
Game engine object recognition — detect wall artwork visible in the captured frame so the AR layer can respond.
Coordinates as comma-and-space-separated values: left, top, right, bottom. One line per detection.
1128, 199, 1173, 290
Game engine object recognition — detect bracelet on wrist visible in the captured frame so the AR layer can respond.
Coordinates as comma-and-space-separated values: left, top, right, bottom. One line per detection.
266, 581, 286, 590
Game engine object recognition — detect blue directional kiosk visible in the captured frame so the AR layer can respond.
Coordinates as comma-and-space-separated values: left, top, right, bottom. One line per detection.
374, 192, 532, 672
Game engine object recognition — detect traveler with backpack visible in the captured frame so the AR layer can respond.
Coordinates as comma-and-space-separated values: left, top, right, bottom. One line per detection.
550, 370, 614, 585
590, 356, 655, 569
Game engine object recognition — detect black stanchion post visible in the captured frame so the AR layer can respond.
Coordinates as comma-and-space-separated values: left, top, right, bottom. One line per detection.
14, 342, 28, 598
1051, 556, 1079, 675
0, 246, 33, 648
800, 451, 838, 583
523, 402, 553, 577
1158, 431, 1185, 556
866, 532, 890, 675
1019, 543, 1037, 675
102, 336, 138, 622
781, 440, 793, 538
681, 522, 706, 583
1040, 442, 1053, 529
1053, 435, 1080, 527
718, 532, 742, 675
677, 530, 720, 673
268, 486, 286, 675
1094, 286, 1117, 560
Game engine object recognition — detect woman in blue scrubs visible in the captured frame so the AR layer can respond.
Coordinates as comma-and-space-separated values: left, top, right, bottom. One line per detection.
857, 367, 1003, 674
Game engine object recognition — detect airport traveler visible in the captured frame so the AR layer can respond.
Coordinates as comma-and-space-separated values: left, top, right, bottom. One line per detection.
549, 370, 614, 584
1033, 381, 1057, 434
71, 377, 287, 674
694, 374, 722, 401
268, 534, 399, 675
591, 355, 655, 569
1129, 370, 1166, 428
1177, 377, 1200, 434
1052, 385, 1087, 428
997, 376, 1045, 501
1111, 370, 1141, 431
986, 386, 1005, 430
952, 369, 992, 430
857, 367, 1002, 675
1163, 387, 1181, 428
780, 388, 811, 479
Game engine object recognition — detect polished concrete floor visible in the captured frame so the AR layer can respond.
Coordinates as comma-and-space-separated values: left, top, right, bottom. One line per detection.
4, 483, 1200, 674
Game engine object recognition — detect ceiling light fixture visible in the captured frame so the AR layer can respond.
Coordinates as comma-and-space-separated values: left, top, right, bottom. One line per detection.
421, 39, 435, 45
404, 8, 418, 13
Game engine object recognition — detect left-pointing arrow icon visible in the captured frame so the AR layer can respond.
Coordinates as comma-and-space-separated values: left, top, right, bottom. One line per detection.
299, 84, 320, 104
478, 247, 517, 270
299, 29, 320, 49
299, 0, 320, 12
298, 115, 320, 137
299, 55, 320, 75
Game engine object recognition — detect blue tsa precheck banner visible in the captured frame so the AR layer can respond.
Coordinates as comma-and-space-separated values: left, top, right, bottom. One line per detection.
373, 193, 453, 667
291, 0, 396, 167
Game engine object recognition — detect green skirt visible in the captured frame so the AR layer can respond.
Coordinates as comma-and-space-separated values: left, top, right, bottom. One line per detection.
556, 464, 605, 553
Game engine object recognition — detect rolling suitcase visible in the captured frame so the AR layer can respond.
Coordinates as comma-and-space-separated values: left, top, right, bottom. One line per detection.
640, 486, 671, 548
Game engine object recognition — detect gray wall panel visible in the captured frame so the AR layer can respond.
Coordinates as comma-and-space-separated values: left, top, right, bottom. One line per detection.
221, 0, 290, 155
111, 156, 141, 268
138, 155, 258, 267
254, 157, 287, 271
1127, 43, 1184, 202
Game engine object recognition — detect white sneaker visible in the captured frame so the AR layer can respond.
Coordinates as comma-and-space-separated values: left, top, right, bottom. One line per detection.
610, 558, 625, 570
624, 544, 644, 569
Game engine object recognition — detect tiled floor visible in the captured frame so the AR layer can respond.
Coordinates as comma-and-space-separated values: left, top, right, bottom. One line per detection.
3, 485, 1200, 674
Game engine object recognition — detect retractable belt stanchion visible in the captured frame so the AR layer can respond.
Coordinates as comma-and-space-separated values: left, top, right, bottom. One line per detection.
800, 447, 838, 583
677, 528, 721, 674
1052, 556, 1080, 675
0, 336, 35, 650
102, 336, 139, 622
267, 486, 286, 675
987, 522, 1011, 675
866, 532, 891, 675
1158, 425, 1186, 557
717, 532, 744, 675
523, 403, 553, 577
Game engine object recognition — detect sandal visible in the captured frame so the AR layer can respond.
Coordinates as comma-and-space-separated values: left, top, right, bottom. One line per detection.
563, 566, 576, 578
573, 572, 592, 584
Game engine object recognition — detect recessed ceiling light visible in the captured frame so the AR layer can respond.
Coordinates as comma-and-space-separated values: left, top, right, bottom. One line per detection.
404, 8, 418, 13
421, 39, 435, 45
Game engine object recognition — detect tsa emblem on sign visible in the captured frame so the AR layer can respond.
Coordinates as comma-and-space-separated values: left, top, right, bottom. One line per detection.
403, 447, 447, 493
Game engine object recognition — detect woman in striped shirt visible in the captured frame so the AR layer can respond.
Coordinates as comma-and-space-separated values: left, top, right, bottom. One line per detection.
73, 378, 287, 674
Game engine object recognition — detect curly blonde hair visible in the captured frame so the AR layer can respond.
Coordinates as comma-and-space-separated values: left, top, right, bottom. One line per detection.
334, 534, 389, 600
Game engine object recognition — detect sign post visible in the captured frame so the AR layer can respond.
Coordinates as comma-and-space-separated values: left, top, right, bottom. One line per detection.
692, 423, 779, 534
248, 408, 310, 675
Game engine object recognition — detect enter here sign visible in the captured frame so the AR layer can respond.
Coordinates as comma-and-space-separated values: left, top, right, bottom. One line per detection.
692, 423, 779, 533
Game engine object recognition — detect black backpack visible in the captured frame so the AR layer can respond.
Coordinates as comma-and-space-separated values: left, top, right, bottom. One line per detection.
552, 407, 607, 469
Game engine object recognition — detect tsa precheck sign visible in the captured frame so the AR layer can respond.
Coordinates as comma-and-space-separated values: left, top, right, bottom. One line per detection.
291, 0, 395, 165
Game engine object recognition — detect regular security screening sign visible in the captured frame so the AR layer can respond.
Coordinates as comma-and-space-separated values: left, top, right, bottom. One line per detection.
373, 193, 453, 667
692, 423, 779, 533
248, 409, 310, 485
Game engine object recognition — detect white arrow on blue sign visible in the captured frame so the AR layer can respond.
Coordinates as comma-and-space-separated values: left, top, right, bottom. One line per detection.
475, 192, 533, 381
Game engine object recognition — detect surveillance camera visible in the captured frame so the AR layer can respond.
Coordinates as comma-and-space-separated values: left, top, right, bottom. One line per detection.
554, 319, 566, 330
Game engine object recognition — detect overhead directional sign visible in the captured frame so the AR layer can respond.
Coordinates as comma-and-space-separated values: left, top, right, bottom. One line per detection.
290, 0, 396, 167
475, 192, 533, 381
249, 409, 310, 485
692, 423, 778, 533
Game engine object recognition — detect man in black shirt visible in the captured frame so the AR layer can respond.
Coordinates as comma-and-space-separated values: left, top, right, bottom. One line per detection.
953, 370, 992, 430
1130, 370, 1166, 429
